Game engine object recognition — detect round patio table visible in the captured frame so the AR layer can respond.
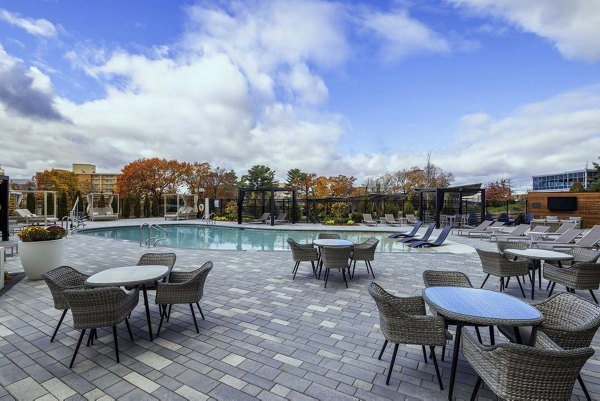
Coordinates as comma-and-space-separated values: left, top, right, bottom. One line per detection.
86, 265, 168, 341
503, 248, 573, 299
423, 287, 543, 401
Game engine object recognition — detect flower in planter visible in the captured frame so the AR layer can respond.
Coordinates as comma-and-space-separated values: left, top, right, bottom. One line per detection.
18, 225, 66, 242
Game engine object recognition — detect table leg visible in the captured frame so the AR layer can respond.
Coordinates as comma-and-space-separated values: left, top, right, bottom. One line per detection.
142, 284, 153, 341
528, 326, 538, 346
448, 321, 463, 401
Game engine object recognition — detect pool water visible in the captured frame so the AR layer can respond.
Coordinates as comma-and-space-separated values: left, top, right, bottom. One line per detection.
80, 224, 430, 252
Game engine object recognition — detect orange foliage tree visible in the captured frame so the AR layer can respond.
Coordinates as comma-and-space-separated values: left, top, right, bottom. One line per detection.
117, 158, 186, 202
204, 167, 238, 199
181, 162, 211, 194
35, 169, 82, 194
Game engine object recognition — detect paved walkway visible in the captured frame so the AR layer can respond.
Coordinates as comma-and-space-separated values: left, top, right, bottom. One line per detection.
0, 220, 597, 400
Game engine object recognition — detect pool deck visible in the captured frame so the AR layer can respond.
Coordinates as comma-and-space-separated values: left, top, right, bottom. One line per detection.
1, 219, 598, 400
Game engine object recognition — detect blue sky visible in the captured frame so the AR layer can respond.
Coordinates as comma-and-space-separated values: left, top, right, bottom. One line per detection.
1, 0, 599, 191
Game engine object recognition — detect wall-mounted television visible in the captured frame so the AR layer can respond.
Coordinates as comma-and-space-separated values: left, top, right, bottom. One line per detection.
547, 197, 577, 211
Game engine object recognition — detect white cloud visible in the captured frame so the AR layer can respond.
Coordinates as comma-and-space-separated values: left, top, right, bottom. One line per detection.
359, 9, 451, 62
0, 8, 58, 37
449, 0, 600, 62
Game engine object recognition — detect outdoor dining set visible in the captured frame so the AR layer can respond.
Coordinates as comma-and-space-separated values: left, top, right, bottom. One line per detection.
287, 234, 379, 288
41, 253, 212, 368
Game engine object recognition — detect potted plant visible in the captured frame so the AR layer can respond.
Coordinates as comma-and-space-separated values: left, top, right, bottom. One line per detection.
17, 225, 66, 280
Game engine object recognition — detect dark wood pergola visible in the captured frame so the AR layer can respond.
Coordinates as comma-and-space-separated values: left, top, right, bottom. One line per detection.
417, 183, 485, 228
237, 187, 297, 226
1, 175, 9, 241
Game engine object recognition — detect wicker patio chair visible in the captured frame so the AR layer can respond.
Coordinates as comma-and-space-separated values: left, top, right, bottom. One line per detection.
544, 261, 600, 304
563, 247, 600, 264
63, 287, 139, 367
368, 282, 446, 388
463, 327, 594, 401
320, 246, 352, 288
317, 233, 340, 239
155, 261, 213, 335
499, 293, 600, 400
422, 270, 482, 360
477, 248, 529, 297
287, 238, 318, 280
42, 266, 90, 342
351, 237, 379, 278
125, 252, 177, 290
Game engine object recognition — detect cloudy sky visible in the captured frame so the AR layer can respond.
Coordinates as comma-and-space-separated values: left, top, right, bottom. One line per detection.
1, 0, 599, 190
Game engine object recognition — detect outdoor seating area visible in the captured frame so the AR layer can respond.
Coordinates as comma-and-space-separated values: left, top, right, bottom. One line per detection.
1, 222, 599, 400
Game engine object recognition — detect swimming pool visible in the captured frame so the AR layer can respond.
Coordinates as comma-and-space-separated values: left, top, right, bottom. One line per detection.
80, 224, 437, 252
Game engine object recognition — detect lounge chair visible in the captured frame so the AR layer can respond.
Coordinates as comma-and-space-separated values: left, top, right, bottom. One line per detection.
13, 208, 58, 224
545, 221, 577, 236
274, 213, 288, 224
539, 225, 600, 250
410, 226, 452, 248
383, 214, 400, 226
464, 221, 506, 238
251, 213, 270, 224
405, 214, 417, 225
399, 223, 435, 243
456, 220, 493, 236
388, 220, 422, 238
488, 224, 530, 242
528, 228, 583, 248
362, 214, 378, 226
88, 207, 118, 221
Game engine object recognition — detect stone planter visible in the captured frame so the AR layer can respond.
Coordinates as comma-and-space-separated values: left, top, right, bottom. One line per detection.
19, 238, 65, 280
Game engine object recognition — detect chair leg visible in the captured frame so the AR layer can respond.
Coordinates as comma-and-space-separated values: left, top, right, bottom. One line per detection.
386, 343, 399, 385
69, 329, 86, 368
500, 277, 504, 292
156, 305, 166, 337
51, 309, 68, 342
505, 276, 511, 288
196, 302, 205, 320
516, 276, 526, 298
378, 339, 388, 360
590, 290, 599, 304
112, 326, 119, 363
470, 376, 482, 401
341, 268, 348, 289
577, 374, 592, 401
430, 346, 443, 390
311, 261, 317, 279
368, 260, 375, 278
421, 345, 427, 364
475, 326, 482, 344
324, 268, 330, 288
125, 318, 134, 341
489, 326, 495, 345
190, 304, 199, 333
86, 329, 94, 347
480, 274, 490, 288
548, 282, 556, 297
352, 260, 356, 278
292, 261, 300, 280
167, 304, 172, 321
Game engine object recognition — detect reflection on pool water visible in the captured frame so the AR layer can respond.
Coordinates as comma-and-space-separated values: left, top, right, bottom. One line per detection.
80, 224, 441, 253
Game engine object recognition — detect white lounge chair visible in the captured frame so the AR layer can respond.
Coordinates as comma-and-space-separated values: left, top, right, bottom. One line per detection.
362, 214, 378, 226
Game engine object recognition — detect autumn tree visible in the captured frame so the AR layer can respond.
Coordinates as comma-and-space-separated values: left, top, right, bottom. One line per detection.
241, 165, 276, 188
313, 176, 332, 198
204, 167, 238, 199
329, 175, 356, 197
569, 180, 585, 192
118, 158, 186, 203
181, 162, 211, 194
35, 169, 81, 194
486, 179, 512, 205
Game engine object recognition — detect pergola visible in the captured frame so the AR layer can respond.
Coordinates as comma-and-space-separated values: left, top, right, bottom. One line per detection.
416, 183, 485, 228
0, 175, 8, 241
237, 187, 297, 226
11, 189, 59, 223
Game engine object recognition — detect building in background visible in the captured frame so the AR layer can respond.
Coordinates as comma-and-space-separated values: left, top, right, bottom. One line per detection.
532, 168, 597, 192
72, 164, 119, 193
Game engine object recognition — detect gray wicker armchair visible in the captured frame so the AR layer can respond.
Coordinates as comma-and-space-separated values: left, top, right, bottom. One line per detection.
155, 261, 213, 335
368, 282, 446, 388
544, 261, 600, 304
63, 287, 139, 368
320, 246, 352, 288
130, 252, 177, 290
287, 238, 318, 280
477, 248, 529, 297
463, 327, 594, 401
317, 233, 340, 239
351, 237, 379, 278
42, 266, 90, 342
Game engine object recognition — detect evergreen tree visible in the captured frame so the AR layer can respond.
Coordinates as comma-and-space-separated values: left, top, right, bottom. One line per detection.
143, 195, 150, 217
58, 192, 68, 219
241, 165, 276, 188
589, 159, 600, 192
26, 192, 36, 213
134, 192, 141, 218
122, 194, 131, 219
